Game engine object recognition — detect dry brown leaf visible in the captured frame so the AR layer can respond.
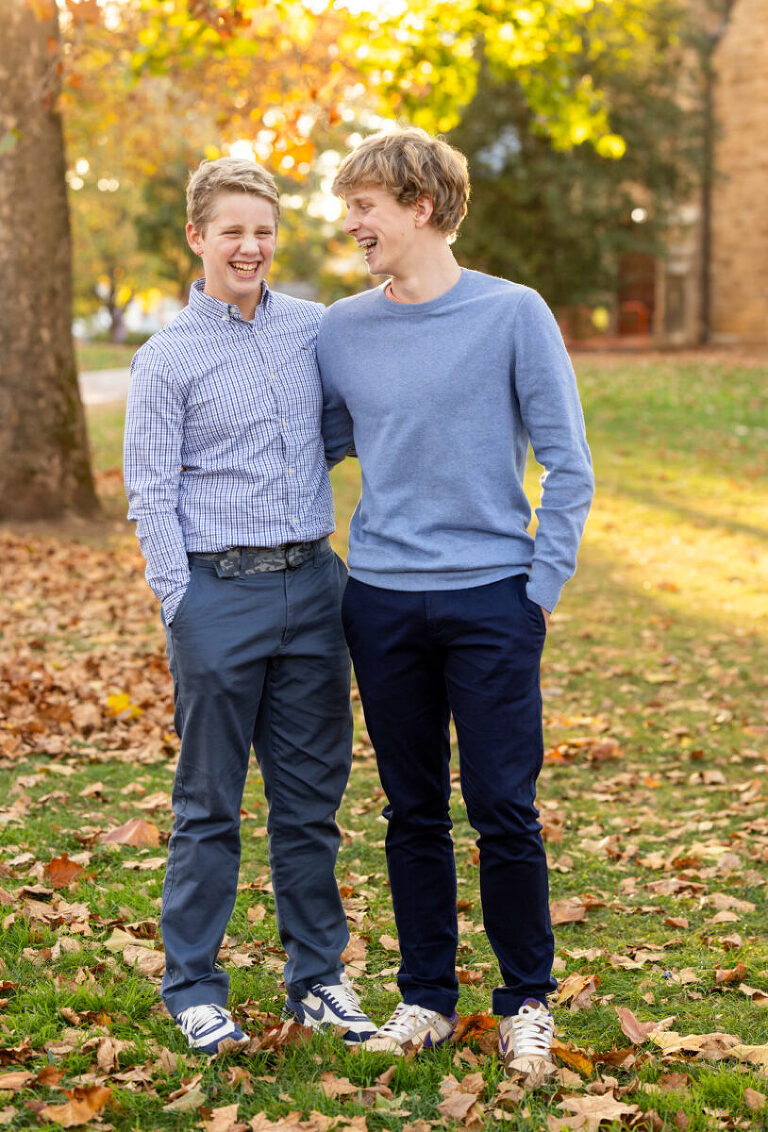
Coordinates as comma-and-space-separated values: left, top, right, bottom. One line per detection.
744, 1088, 766, 1111
593, 1046, 636, 1070
0, 1038, 35, 1066
715, 961, 747, 985
100, 817, 161, 847
706, 893, 755, 914
615, 1006, 661, 1044
38, 1085, 111, 1127
318, 1073, 360, 1099
340, 935, 367, 973
649, 1030, 741, 1059
550, 897, 588, 926
42, 853, 84, 890
36, 1065, 65, 1087
249, 1114, 336, 1132
552, 973, 600, 1011
550, 1039, 594, 1077
452, 1013, 496, 1042
95, 1036, 131, 1072
739, 984, 768, 1006
559, 1093, 640, 1128
225, 1066, 254, 1093
71, 703, 102, 732
123, 943, 165, 976
250, 1019, 314, 1050
457, 967, 483, 985
202, 1103, 248, 1132
730, 1043, 768, 1068
0, 1070, 34, 1092
720, 933, 742, 950
436, 1091, 483, 1124
163, 1084, 207, 1112
379, 933, 399, 952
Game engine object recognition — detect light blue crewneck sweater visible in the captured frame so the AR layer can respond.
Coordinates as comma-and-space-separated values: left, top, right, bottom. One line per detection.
318, 268, 594, 612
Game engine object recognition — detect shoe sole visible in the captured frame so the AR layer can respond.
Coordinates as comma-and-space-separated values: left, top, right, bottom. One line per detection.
363, 1025, 456, 1055
282, 1007, 375, 1045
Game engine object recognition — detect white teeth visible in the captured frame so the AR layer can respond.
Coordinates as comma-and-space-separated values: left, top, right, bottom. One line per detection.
360, 240, 376, 250
232, 263, 258, 273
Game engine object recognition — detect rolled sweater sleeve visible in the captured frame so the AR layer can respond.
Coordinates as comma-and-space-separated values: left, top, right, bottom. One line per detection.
512, 290, 595, 612
123, 344, 189, 623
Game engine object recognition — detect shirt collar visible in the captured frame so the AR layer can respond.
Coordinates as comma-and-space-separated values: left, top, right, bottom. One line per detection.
189, 277, 273, 321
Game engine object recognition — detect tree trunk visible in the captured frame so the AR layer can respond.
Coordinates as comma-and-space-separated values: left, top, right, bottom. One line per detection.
0, 0, 99, 519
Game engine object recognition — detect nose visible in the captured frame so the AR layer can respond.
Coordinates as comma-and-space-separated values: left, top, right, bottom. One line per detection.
240, 232, 260, 252
343, 212, 358, 235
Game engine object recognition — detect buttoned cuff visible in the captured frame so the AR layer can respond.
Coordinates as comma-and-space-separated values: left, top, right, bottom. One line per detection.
161, 588, 187, 625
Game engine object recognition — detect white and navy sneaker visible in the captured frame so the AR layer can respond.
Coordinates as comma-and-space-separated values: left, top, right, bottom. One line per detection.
499, 999, 555, 1076
175, 1003, 249, 1055
363, 1001, 457, 1054
283, 973, 376, 1044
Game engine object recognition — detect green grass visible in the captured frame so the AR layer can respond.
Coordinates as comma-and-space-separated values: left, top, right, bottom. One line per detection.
1, 353, 767, 1130
76, 339, 137, 372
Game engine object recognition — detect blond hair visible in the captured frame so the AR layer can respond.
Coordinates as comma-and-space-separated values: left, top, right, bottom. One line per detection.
186, 157, 280, 233
332, 128, 470, 237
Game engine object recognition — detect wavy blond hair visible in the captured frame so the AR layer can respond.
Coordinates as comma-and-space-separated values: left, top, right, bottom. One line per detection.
186, 157, 280, 233
332, 128, 470, 237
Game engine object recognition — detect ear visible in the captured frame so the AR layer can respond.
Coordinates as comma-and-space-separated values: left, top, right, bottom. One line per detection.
413, 194, 434, 228
186, 221, 204, 256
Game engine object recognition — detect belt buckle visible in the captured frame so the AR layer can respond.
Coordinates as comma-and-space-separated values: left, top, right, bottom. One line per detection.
285, 543, 304, 570
213, 549, 241, 578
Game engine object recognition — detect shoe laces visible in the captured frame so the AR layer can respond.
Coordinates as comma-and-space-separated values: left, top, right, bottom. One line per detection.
313, 974, 364, 1016
509, 1001, 554, 1058
377, 1002, 436, 1041
177, 1003, 230, 1039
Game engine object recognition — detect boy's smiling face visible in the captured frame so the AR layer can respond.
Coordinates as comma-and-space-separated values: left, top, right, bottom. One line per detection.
341, 184, 427, 281
186, 191, 277, 320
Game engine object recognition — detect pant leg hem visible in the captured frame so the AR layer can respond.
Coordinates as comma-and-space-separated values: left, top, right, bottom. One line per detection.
401, 991, 459, 1016
286, 966, 345, 1000
162, 991, 230, 1018
492, 989, 552, 1016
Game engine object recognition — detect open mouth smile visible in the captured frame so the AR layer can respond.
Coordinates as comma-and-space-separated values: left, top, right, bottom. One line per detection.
231, 262, 261, 277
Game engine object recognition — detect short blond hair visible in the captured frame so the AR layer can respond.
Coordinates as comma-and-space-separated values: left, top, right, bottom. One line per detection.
332, 128, 470, 237
186, 157, 280, 233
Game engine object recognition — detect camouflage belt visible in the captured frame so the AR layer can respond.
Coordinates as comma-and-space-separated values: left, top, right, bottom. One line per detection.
191, 537, 329, 577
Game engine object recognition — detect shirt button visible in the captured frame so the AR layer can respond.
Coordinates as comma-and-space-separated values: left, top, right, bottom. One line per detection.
221, 314, 229, 322
229, 305, 238, 316
287, 467, 295, 476
290, 517, 297, 525
281, 420, 287, 428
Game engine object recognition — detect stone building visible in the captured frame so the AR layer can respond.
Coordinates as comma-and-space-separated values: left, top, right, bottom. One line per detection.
707, 0, 768, 344
620, 0, 768, 346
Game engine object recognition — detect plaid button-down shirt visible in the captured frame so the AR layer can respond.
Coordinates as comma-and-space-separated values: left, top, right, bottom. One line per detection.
124, 280, 334, 623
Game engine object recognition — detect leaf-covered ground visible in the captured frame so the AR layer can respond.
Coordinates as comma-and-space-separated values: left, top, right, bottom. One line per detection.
0, 353, 766, 1131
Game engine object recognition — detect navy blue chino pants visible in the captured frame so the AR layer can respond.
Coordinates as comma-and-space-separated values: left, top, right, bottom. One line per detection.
160, 542, 353, 1017
342, 572, 557, 1017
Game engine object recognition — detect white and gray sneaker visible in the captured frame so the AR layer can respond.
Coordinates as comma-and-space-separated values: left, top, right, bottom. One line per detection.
498, 999, 555, 1075
175, 1003, 249, 1055
283, 973, 376, 1044
363, 1001, 457, 1054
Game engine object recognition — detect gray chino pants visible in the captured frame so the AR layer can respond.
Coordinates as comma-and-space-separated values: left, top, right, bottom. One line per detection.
159, 542, 353, 1017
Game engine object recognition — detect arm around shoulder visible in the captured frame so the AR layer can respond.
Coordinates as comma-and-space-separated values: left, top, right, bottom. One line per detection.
317, 309, 355, 468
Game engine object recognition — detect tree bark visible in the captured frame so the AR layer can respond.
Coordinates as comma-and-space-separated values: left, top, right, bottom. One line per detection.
0, 0, 99, 519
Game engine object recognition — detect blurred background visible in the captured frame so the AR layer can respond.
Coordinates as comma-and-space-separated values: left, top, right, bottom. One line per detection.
1, 0, 765, 520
